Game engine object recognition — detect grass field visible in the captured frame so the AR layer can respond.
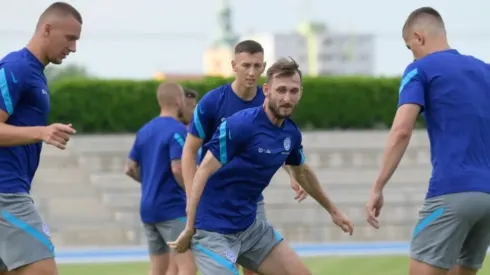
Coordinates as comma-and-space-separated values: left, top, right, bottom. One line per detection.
58, 255, 490, 275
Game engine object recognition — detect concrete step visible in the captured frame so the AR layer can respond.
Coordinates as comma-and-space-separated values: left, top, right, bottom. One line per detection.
31, 183, 96, 197
34, 168, 89, 184
300, 130, 428, 149
91, 174, 140, 192
303, 147, 430, 168
55, 225, 136, 246
72, 135, 135, 153
45, 197, 107, 215
79, 153, 127, 172
271, 168, 431, 184
114, 211, 140, 225
45, 212, 115, 230
103, 194, 139, 211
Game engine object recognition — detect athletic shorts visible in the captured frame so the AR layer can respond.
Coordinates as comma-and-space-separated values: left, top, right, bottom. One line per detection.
192, 219, 283, 275
411, 192, 490, 270
256, 199, 267, 221
144, 217, 187, 255
0, 193, 54, 272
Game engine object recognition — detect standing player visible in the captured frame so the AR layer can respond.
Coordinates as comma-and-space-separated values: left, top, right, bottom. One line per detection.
365, 7, 490, 275
163, 87, 198, 275
182, 40, 306, 275
170, 58, 353, 275
182, 87, 198, 127
0, 2, 81, 275
125, 83, 197, 275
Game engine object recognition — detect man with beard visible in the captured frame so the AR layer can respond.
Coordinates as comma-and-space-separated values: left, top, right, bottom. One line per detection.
182, 40, 307, 275
125, 83, 197, 275
170, 58, 354, 275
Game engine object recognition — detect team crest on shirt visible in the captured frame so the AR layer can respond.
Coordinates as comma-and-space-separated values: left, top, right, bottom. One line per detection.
283, 137, 291, 151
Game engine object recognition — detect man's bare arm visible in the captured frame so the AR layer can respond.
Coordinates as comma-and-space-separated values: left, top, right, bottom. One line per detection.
289, 164, 338, 214
282, 164, 308, 201
186, 151, 222, 229
282, 164, 292, 175
124, 159, 141, 182
0, 111, 43, 146
373, 104, 420, 191
181, 134, 203, 199
171, 159, 185, 189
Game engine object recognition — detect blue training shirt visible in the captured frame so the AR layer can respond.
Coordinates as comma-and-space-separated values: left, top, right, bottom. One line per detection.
129, 116, 187, 224
399, 49, 490, 199
195, 106, 305, 233
188, 83, 265, 200
0, 48, 50, 193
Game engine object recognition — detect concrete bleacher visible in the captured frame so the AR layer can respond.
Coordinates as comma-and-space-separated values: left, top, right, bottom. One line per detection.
30, 131, 431, 248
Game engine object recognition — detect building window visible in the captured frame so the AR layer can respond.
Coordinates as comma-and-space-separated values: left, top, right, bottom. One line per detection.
322, 38, 332, 46
318, 54, 333, 62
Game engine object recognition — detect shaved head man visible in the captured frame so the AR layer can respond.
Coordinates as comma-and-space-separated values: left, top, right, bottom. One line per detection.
32, 1, 82, 65
366, 7, 490, 275
0, 2, 82, 275
126, 83, 197, 275
401, 7, 449, 61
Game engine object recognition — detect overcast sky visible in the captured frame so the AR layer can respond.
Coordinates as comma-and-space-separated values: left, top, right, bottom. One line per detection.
1, 0, 489, 79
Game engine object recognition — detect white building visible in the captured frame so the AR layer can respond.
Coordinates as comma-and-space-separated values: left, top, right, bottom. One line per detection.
241, 24, 375, 76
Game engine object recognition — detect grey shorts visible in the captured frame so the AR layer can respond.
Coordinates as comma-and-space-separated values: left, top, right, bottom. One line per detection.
144, 217, 187, 255
191, 219, 283, 275
411, 192, 490, 270
0, 193, 54, 272
256, 199, 267, 221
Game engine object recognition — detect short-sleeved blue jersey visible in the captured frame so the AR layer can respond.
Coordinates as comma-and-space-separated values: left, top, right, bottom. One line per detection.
129, 116, 187, 223
188, 83, 265, 200
0, 48, 50, 193
195, 107, 305, 233
398, 49, 490, 199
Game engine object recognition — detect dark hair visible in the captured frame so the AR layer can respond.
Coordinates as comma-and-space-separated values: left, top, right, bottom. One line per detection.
183, 87, 198, 98
234, 40, 264, 54
266, 57, 302, 83
404, 7, 444, 31
42, 2, 83, 24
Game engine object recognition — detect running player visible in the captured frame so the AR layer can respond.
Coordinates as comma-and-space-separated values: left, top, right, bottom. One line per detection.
182, 40, 306, 275
0, 2, 81, 275
170, 58, 354, 275
125, 83, 197, 275
365, 7, 490, 275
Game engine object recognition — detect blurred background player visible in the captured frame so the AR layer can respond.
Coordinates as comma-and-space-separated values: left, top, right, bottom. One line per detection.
170, 57, 353, 275
181, 87, 198, 127
366, 7, 490, 275
181, 40, 306, 275
0, 2, 81, 275
162, 87, 198, 275
125, 83, 197, 275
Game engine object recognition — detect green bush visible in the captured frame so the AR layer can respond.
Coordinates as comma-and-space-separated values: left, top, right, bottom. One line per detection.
49, 77, 409, 133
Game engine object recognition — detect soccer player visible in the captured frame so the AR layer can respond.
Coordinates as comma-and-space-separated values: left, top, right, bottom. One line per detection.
182, 40, 306, 275
164, 87, 198, 275
170, 58, 354, 275
365, 7, 490, 275
181, 87, 198, 127
0, 2, 81, 275
125, 83, 197, 275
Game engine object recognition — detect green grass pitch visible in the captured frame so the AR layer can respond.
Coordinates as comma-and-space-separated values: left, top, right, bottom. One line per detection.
59, 255, 490, 275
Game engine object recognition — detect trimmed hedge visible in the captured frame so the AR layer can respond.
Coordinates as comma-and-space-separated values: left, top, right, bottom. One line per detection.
49, 77, 410, 133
